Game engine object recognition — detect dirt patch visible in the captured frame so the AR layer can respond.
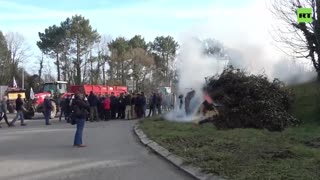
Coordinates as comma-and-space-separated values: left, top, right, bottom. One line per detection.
305, 137, 320, 148
260, 149, 295, 159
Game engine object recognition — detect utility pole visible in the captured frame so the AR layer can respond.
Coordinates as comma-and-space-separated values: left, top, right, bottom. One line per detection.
22, 69, 24, 89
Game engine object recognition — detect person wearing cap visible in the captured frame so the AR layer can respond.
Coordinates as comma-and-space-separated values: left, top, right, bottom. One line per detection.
10, 94, 26, 126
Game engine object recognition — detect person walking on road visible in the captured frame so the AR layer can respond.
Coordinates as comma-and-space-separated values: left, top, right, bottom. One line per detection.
71, 93, 89, 148
10, 94, 26, 126
43, 95, 52, 125
0, 96, 11, 127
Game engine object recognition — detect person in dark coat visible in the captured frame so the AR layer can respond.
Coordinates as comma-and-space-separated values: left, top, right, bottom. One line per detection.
141, 92, 146, 117
10, 94, 26, 126
131, 93, 137, 119
88, 91, 100, 122
147, 93, 156, 117
71, 93, 89, 147
0, 96, 10, 127
59, 96, 66, 121
98, 95, 105, 120
65, 95, 71, 122
135, 92, 142, 118
185, 90, 195, 115
117, 93, 126, 119
156, 93, 162, 115
178, 94, 184, 109
124, 93, 132, 120
43, 95, 52, 125
110, 92, 117, 119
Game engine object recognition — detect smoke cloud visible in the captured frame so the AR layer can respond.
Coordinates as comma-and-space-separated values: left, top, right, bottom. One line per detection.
165, 37, 227, 122
165, 37, 316, 122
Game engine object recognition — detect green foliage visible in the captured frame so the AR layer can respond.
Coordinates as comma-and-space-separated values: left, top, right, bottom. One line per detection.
129, 35, 147, 49
150, 36, 179, 86
151, 36, 179, 56
37, 25, 65, 55
205, 66, 300, 131
140, 119, 320, 180
37, 15, 100, 84
0, 31, 11, 84
108, 37, 130, 58
290, 82, 320, 124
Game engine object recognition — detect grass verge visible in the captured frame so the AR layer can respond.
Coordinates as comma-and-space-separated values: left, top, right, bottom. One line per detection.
139, 82, 320, 180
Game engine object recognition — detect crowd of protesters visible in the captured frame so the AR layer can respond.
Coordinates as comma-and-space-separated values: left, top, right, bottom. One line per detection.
0, 90, 174, 147
58, 91, 172, 122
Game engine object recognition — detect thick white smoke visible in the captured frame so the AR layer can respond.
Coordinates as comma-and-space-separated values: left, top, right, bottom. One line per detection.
164, 38, 316, 122
165, 37, 227, 122
163, 0, 317, 122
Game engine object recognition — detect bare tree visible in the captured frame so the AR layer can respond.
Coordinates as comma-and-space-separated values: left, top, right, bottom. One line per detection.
5, 32, 31, 77
270, 0, 320, 80
129, 48, 154, 90
97, 35, 111, 85
43, 59, 55, 82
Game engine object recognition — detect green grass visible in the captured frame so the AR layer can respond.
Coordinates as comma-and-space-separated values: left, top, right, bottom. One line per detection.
290, 82, 320, 123
139, 82, 320, 180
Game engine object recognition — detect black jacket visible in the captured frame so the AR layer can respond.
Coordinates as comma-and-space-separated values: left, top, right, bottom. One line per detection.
15, 97, 23, 111
118, 96, 126, 108
141, 95, 146, 106
44, 98, 52, 110
124, 95, 131, 106
110, 96, 117, 109
88, 94, 98, 107
72, 98, 90, 119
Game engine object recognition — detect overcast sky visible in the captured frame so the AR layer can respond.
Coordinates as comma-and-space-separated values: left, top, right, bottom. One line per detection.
0, 0, 284, 76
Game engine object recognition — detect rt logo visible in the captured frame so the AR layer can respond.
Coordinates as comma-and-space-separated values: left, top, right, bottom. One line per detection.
297, 8, 312, 23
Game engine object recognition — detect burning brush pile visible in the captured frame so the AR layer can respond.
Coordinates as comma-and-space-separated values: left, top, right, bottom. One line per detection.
204, 66, 301, 131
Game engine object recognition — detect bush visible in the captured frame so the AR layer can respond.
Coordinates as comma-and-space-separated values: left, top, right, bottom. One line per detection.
204, 66, 300, 131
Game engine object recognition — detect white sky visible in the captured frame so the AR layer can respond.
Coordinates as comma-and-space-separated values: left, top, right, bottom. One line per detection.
0, 0, 306, 78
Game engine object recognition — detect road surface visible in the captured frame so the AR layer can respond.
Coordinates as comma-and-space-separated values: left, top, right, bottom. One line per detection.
0, 113, 194, 180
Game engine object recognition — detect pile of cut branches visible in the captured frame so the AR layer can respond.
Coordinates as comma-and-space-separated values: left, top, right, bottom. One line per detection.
204, 66, 300, 131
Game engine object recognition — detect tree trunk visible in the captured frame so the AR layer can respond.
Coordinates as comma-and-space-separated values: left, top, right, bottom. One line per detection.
317, 71, 320, 81
96, 61, 101, 84
102, 61, 106, 85
39, 53, 44, 83
75, 38, 81, 85
90, 58, 93, 84
121, 61, 125, 85
56, 52, 60, 81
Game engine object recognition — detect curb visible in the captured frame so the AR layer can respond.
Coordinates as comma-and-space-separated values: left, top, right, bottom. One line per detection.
133, 122, 226, 180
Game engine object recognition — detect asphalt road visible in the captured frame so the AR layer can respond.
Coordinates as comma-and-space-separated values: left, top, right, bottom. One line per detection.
0, 113, 194, 180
